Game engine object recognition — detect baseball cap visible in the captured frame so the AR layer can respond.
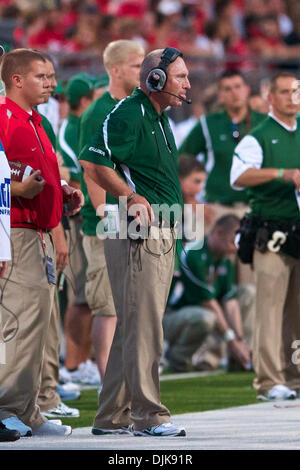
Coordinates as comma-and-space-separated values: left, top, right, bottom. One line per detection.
92, 74, 109, 89
0, 44, 13, 56
65, 73, 96, 105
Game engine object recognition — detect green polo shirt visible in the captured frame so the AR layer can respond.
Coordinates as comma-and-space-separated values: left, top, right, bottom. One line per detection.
79, 91, 120, 235
80, 88, 183, 222
179, 109, 266, 205
235, 116, 300, 221
169, 238, 236, 310
57, 113, 82, 182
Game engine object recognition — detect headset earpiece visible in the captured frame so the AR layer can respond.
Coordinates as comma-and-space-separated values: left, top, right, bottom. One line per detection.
146, 47, 182, 93
146, 68, 167, 92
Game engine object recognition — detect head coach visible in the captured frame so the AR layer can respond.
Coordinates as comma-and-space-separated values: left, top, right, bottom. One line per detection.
80, 47, 190, 437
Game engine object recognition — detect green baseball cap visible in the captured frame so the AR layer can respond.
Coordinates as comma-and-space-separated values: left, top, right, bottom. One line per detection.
92, 74, 109, 89
0, 44, 13, 56
65, 73, 96, 105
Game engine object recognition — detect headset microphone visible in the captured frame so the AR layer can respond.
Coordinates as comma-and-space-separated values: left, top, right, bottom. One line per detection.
158, 90, 192, 104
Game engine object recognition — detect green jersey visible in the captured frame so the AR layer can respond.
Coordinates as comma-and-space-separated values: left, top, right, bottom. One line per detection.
169, 238, 236, 309
232, 115, 300, 221
179, 109, 266, 205
36, 110, 57, 151
79, 91, 119, 236
80, 88, 183, 222
57, 113, 82, 182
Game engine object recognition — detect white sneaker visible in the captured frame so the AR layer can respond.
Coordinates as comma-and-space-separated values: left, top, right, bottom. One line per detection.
82, 360, 101, 385
131, 422, 186, 437
32, 421, 72, 436
259, 384, 297, 401
65, 360, 101, 385
59, 366, 72, 384
42, 402, 80, 418
57, 383, 81, 401
2, 417, 32, 437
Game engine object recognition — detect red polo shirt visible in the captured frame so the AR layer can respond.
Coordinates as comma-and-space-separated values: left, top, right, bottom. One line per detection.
0, 97, 63, 230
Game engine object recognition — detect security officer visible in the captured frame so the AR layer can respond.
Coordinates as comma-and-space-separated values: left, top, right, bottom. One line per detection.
231, 71, 300, 400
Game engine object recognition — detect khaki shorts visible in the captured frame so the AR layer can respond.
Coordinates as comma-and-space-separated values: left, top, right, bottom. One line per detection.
65, 216, 87, 305
82, 235, 116, 317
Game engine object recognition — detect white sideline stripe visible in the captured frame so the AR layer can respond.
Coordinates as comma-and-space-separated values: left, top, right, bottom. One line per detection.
58, 120, 81, 173
200, 115, 215, 175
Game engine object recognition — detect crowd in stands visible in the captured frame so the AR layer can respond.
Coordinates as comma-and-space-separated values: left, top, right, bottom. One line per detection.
0, 0, 300, 70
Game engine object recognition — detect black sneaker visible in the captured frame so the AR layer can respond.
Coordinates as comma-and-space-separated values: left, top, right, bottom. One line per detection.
0, 421, 21, 442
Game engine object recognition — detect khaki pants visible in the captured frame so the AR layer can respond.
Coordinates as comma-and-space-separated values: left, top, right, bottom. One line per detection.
163, 306, 216, 371
253, 250, 300, 394
37, 290, 61, 412
0, 228, 56, 428
65, 217, 87, 305
94, 229, 175, 431
82, 235, 116, 317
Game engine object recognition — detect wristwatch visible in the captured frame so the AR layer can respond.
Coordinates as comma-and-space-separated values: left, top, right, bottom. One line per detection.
223, 329, 236, 342
127, 191, 136, 203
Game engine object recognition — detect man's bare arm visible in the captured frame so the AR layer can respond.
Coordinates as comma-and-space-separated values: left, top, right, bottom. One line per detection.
222, 298, 244, 339
83, 172, 106, 218
80, 160, 133, 200
80, 161, 154, 225
11, 170, 45, 198
235, 168, 300, 189
202, 298, 250, 368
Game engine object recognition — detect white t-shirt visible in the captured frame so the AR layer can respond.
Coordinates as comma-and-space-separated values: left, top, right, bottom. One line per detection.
0, 143, 11, 261
38, 97, 60, 135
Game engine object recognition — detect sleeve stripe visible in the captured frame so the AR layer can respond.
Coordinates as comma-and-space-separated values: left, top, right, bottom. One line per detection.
103, 98, 127, 160
199, 115, 215, 174
58, 120, 81, 171
222, 286, 237, 301
180, 249, 215, 293
120, 164, 136, 192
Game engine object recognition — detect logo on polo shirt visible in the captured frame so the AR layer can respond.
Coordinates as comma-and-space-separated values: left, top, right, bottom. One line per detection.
89, 147, 105, 156
272, 139, 279, 144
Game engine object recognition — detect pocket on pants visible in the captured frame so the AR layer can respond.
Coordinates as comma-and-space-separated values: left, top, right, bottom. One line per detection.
144, 236, 174, 286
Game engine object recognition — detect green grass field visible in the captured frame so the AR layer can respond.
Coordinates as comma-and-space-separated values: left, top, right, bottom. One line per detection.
60, 372, 257, 429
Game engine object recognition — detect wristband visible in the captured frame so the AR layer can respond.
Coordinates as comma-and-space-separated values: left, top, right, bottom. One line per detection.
127, 191, 136, 203
277, 168, 284, 180
224, 329, 236, 342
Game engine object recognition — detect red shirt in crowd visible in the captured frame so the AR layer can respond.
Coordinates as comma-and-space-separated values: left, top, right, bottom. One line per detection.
0, 97, 63, 230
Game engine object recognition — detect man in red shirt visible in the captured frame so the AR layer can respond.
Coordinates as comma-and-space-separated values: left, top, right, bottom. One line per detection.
0, 49, 83, 437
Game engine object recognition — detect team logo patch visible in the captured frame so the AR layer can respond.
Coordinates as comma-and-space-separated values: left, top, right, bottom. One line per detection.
89, 147, 106, 156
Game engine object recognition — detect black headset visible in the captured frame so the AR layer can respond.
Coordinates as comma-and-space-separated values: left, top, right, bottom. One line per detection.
146, 47, 183, 93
